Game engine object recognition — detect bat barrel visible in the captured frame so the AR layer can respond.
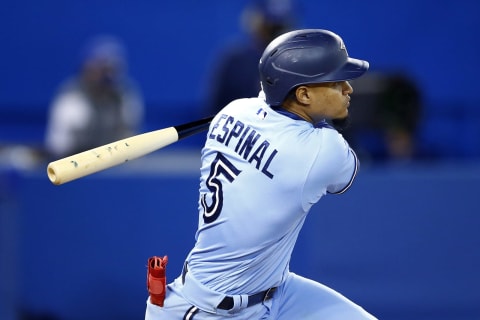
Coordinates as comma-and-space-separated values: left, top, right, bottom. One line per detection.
46, 115, 215, 185
47, 127, 180, 185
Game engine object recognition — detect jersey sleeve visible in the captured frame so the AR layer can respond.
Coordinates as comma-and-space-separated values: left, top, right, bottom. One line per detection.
318, 129, 359, 194
326, 145, 359, 194
302, 128, 360, 208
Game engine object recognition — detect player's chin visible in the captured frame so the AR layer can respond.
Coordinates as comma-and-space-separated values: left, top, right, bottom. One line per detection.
331, 115, 351, 132
339, 103, 350, 117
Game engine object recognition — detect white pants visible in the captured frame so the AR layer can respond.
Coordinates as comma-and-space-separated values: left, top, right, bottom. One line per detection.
145, 271, 377, 320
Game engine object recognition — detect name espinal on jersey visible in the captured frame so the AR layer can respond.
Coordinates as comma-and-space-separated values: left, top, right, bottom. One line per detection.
208, 113, 278, 179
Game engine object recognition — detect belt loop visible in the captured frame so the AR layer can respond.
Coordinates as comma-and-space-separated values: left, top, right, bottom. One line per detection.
181, 261, 187, 284
240, 294, 249, 309
264, 287, 276, 302
229, 294, 249, 313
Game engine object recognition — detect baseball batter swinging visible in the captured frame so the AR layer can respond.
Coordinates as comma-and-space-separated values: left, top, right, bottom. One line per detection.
145, 29, 377, 319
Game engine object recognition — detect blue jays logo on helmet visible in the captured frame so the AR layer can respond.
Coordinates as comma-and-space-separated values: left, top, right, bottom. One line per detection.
258, 29, 369, 106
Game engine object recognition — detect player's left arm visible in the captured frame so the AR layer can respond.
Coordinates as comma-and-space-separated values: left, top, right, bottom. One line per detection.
326, 142, 359, 194
301, 129, 359, 209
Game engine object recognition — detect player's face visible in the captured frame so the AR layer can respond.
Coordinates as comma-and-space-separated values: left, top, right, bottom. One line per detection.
307, 81, 353, 122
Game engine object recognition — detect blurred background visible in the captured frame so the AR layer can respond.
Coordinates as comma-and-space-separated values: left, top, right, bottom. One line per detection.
1, 0, 479, 319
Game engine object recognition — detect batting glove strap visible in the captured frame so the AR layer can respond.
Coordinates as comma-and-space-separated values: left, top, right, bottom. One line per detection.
147, 255, 168, 307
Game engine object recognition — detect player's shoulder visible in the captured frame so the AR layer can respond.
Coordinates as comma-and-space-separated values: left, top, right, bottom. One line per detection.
217, 96, 266, 116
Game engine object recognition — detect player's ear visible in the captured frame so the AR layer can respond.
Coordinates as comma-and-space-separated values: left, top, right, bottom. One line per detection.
295, 86, 311, 105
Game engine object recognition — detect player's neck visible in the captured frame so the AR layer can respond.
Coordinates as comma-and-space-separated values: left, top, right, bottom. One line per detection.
280, 104, 314, 124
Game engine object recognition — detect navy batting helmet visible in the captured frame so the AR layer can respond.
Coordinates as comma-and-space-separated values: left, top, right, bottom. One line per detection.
259, 29, 369, 106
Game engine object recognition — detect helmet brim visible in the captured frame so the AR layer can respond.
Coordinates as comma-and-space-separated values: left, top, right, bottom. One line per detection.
325, 57, 370, 82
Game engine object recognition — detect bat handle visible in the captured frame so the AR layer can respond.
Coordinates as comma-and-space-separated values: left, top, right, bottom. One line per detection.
175, 116, 214, 139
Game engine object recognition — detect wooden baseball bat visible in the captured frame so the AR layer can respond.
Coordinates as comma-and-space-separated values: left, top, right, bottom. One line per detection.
47, 116, 214, 185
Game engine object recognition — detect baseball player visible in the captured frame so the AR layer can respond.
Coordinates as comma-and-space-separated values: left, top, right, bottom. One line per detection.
145, 29, 377, 319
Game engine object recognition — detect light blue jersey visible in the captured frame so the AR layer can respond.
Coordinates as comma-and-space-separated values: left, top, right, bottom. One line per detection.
187, 96, 358, 294
145, 97, 376, 319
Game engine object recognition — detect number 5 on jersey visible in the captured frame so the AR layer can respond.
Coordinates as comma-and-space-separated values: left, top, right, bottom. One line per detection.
201, 153, 242, 223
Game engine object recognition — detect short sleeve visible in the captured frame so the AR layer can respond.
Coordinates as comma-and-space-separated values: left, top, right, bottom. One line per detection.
326, 146, 359, 194
302, 128, 360, 208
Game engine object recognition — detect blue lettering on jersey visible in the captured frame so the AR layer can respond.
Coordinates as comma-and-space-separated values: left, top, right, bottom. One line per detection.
225, 120, 244, 147
237, 129, 260, 159
208, 114, 278, 179
249, 141, 277, 179
213, 114, 234, 144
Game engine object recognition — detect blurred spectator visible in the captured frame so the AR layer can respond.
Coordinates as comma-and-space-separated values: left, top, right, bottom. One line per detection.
45, 35, 144, 159
342, 72, 422, 162
205, 0, 298, 115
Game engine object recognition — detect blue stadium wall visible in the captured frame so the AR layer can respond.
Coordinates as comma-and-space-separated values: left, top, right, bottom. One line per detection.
0, 0, 479, 157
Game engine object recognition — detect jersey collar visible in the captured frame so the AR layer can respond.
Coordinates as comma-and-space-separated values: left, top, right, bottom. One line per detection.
271, 107, 334, 129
